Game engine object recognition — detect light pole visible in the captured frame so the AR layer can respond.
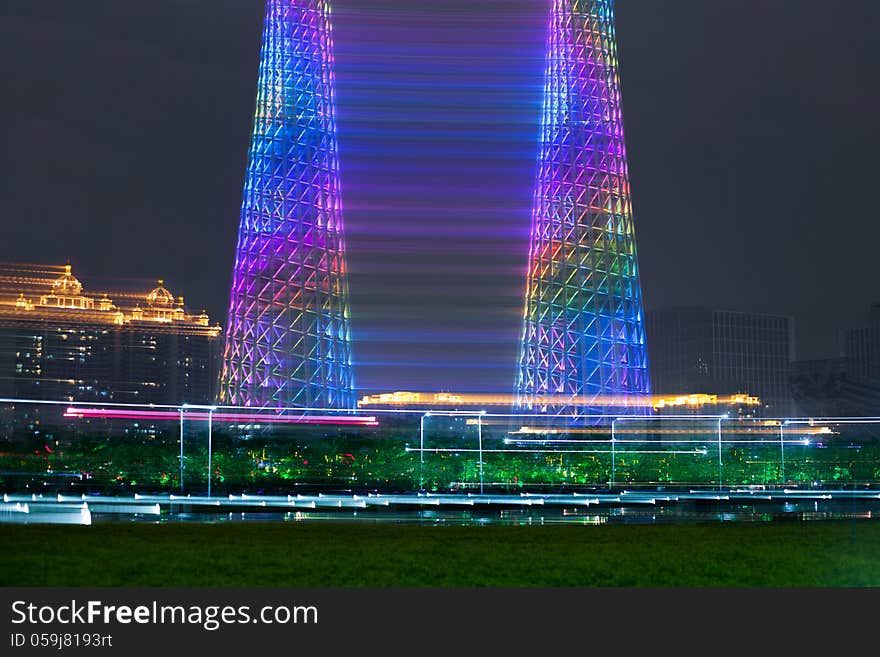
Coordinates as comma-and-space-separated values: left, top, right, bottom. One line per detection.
780, 420, 787, 485
717, 415, 726, 491
178, 405, 186, 493
477, 412, 484, 495
207, 406, 215, 498
419, 414, 426, 492
610, 419, 616, 490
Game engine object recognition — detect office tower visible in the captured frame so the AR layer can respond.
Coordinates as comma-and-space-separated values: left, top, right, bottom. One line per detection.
647, 307, 794, 416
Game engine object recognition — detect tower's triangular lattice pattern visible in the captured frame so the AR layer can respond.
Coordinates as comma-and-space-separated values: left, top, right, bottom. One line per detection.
516, 0, 650, 414
220, 0, 354, 409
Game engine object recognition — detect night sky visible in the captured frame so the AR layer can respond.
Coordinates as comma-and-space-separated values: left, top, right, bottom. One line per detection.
1, 0, 878, 395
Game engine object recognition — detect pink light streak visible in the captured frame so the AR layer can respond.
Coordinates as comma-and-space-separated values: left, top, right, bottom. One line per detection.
63, 407, 378, 426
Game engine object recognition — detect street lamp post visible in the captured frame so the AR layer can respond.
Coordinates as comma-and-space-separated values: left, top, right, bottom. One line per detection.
207, 407, 214, 498
780, 421, 786, 485
178, 406, 185, 493
610, 419, 616, 490
419, 414, 426, 492
477, 412, 484, 495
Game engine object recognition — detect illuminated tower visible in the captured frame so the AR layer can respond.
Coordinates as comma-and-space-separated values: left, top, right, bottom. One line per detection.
219, 0, 354, 409
516, 0, 650, 413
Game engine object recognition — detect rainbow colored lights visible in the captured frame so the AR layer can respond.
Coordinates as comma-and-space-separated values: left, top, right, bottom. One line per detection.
219, 0, 355, 409
516, 0, 650, 413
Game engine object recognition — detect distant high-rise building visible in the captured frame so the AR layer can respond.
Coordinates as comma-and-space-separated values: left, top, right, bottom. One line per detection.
843, 304, 880, 383
0, 265, 222, 404
516, 0, 650, 414
807, 304, 880, 416
219, 0, 355, 409
647, 307, 794, 416
791, 357, 852, 417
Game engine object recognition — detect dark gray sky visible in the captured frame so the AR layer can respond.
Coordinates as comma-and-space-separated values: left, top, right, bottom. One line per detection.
1, 0, 878, 394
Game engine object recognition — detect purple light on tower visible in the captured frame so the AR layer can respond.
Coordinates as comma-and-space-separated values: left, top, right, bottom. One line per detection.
219, 0, 354, 409
516, 0, 650, 414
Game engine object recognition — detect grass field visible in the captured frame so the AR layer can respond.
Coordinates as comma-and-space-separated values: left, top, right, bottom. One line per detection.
2, 521, 879, 586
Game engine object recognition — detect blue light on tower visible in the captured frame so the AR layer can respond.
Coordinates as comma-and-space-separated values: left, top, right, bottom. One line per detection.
219, 0, 355, 409
516, 0, 651, 414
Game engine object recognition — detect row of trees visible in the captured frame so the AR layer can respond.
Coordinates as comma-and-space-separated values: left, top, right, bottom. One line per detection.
2, 422, 879, 493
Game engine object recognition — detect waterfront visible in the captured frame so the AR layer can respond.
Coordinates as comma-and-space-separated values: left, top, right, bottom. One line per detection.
4, 489, 879, 525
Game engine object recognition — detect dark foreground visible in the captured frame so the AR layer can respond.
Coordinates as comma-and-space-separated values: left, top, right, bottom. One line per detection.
2, 521, 879, 586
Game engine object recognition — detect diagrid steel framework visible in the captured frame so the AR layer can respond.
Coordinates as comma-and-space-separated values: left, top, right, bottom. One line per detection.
219, 0, 355, 409
516, 0, 650, 413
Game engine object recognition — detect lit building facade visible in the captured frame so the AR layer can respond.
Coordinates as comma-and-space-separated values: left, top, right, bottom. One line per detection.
516, 0, 650, 414
219, 0, 355, 409
647, 307, 794, 416
0, 266, 222, 404
357, 390, 760, 416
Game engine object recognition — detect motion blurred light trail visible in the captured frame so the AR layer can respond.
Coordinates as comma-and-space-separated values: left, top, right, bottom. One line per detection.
357, 391, 761, 409
63, 407, 378, 426
507, 426, 834, 436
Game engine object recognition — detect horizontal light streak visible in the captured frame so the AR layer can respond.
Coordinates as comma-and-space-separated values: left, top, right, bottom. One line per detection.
63, 407, 378, 426
507, 439, 816, 445
0, 398, 877, 427
405, 448, 707, 455
358, 392, 761, 408
509, 426, 833, 436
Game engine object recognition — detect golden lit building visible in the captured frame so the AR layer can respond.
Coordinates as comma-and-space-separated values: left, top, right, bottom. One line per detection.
0, 265, 221, 404
357, 390, 761, 417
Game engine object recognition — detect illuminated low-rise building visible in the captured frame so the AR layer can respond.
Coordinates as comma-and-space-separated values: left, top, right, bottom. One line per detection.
0, 265, 222, 404
357, 390, 761, 416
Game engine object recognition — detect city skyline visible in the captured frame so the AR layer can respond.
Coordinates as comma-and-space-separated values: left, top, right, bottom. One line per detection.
2, 0, 879, 394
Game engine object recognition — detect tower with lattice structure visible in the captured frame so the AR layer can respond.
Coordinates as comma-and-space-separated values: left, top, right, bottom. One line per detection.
219, 0, 354, 408
516, 0, 650, 413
